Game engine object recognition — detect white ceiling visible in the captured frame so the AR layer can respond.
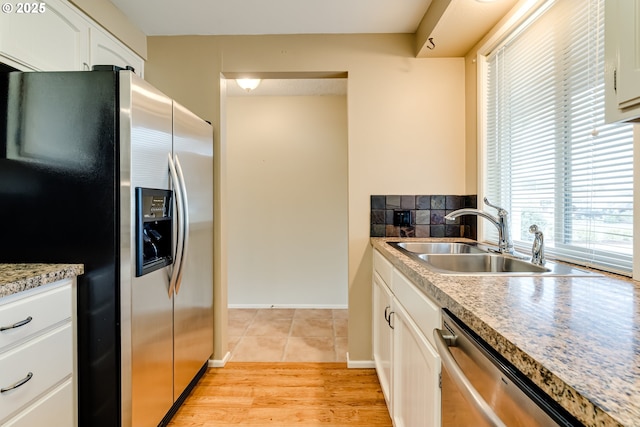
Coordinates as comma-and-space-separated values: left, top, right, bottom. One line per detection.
108, 0, 518, 95
109, 0, 434, 36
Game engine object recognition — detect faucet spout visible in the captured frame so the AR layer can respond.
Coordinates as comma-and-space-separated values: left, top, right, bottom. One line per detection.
445, 208, 500, 227
444, 197, 515, 255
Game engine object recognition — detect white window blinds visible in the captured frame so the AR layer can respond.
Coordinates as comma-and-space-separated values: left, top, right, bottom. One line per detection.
484, 0, 634, 274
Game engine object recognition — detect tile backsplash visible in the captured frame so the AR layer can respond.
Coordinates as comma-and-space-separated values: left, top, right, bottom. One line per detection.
370, 195, 478, 238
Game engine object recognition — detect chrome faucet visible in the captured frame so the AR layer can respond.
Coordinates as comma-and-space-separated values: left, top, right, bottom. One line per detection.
529, 224, 545, 265
444, 197, 515, 255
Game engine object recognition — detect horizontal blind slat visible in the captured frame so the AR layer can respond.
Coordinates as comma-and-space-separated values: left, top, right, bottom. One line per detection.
484, 0, 634, 275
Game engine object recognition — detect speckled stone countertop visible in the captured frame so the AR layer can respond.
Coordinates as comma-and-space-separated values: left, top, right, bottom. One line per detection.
371, 237, 640, 427
0, 264, 84, 299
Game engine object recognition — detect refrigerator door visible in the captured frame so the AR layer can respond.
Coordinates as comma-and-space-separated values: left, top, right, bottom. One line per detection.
120, 72, 175, 427
1, 69, 121, 427
172, 101, 214, 400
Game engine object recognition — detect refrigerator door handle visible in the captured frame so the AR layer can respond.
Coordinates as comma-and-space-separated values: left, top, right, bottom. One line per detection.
168, 153, 184, 297
174, 154, 190, 295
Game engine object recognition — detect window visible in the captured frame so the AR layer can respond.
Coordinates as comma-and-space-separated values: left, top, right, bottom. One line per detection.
483, 0, 634, 274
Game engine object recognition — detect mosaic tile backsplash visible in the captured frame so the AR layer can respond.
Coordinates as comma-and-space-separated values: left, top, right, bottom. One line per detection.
370, 195, 478, 238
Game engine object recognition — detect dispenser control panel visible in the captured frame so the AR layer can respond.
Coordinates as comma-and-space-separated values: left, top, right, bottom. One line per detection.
142, 194, 171, 219
135, 187, 173, 277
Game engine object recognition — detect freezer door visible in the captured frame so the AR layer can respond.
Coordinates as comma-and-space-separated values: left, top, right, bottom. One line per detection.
1, 69, 122, 427
172, 101, 214, 400
120, 71, 174, 427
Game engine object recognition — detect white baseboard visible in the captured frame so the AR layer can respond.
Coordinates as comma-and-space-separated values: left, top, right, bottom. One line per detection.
208, 351, 231, 368
210, 352, 373, 369
346, 352, 375, 369
228, 304, 348, 309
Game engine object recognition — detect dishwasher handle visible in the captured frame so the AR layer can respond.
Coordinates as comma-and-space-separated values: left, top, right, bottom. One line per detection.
433, 328, 508, 427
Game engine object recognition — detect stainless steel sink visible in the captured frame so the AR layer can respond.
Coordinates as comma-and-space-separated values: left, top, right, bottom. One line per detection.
389, 241, 485, 254
387, 241, 601, 276
418, 253, 550, 274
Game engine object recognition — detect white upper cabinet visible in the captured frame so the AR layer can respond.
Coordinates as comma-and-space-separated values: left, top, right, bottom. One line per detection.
0, 0, 144, 75
88, 25, 144, 76
0, 0, 87, 71
605, 0, 640, 122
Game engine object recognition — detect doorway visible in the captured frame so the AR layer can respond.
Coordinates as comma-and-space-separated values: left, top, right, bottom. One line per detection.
223, 76, 349, 361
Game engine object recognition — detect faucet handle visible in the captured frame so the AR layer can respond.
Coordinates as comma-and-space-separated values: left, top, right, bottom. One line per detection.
529, 224, 545, 265
483, 197, 508, 215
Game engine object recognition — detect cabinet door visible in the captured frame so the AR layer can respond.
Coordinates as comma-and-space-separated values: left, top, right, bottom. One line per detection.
0, 0, 87, 71
89, 26, 144, 76
392, 302, 441, 427
605, 0, 640, 122
615, 0, 640, 110
372, 272, 393, 407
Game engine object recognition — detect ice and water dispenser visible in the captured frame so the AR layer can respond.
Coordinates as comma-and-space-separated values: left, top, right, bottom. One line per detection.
135, 188, 173, 277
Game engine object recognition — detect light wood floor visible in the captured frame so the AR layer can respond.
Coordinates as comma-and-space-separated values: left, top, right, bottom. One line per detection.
167, 363, 393, 427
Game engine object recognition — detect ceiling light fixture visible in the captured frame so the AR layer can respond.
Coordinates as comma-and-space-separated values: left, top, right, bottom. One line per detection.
236, 78, 261, 92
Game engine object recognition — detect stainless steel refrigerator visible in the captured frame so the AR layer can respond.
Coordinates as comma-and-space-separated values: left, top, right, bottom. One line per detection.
0, 66, 213, 427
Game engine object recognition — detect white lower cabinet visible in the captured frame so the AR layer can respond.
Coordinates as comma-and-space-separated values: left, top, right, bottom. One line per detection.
391, 301, 441, 427
373, 271, 393, 406
0, 279, 76, 426
372, 249, 441, 426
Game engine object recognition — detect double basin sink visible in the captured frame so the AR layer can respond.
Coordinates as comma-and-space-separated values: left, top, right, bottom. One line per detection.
388, 241, 600, 277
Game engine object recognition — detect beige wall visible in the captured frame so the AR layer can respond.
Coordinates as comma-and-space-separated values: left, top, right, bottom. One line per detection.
145, 34, 466, 362
226, 94, 348, 307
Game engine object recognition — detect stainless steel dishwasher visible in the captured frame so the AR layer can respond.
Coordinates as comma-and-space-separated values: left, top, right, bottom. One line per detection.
433, 309, 584, 427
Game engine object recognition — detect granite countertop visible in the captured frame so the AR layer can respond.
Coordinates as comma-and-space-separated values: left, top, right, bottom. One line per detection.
0, 263, 84, 299
371, 237, 640, 427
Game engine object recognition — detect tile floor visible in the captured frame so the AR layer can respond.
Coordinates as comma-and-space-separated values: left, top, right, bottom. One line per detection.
228, 308, 348, 362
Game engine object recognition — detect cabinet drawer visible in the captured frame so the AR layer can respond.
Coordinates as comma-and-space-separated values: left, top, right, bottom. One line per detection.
0, 281, 71, 351
0, 323, 72, 422
392, 269, 440, 349
2, 378, 73, 427
373, 249, 393, 288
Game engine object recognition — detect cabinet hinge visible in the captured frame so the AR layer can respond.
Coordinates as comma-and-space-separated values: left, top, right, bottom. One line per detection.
614, 69, 617, 93
439, 372, 442, 389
